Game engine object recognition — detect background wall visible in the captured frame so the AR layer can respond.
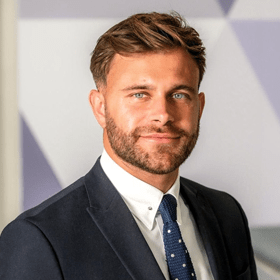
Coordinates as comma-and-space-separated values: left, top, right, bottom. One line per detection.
17, 0, 280, 228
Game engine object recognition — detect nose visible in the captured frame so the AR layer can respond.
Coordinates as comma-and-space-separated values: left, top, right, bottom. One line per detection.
150, 97, 174, 125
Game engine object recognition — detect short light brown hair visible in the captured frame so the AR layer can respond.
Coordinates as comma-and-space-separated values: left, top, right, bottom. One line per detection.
90, 12, 206, 88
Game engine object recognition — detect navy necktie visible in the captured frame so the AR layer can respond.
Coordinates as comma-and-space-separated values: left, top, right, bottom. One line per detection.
159, 194, 197, 280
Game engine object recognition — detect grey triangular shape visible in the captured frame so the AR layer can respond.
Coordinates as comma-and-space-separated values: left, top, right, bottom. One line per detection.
231, 20, 280, 121
21, 115, 62, 210
217, 0, 236, 15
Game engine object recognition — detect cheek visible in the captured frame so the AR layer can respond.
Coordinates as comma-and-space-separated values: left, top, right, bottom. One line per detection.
105, 101, 140, 133
178, 108, 200, 130
110, 108, 142, 133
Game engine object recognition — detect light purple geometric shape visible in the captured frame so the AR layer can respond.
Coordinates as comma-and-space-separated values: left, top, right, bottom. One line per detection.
232, 21, 280, 121
21, 115, 62, 211
18, 0, 224, 18
217, 0, 236, 15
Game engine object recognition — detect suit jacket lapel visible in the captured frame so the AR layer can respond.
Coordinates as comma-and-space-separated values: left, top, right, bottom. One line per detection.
84, 159, 165, 280
180, 179, 232, 280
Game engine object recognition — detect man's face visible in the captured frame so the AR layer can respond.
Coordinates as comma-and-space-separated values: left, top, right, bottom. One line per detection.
93, 48, 204, 174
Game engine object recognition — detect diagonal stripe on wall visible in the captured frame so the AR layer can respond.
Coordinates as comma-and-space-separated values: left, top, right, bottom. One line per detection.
217, 0, 236, 16
231, 20, 280, 121
21, 115, 62, 210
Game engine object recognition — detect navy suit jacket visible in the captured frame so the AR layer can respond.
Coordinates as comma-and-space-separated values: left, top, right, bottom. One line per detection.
0, 159, 258, 279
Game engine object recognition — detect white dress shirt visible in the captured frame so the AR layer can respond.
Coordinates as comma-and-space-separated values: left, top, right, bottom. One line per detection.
100, 150, 214, 280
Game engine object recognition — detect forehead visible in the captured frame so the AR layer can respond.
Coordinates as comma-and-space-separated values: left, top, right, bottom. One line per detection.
104, 48, 200, 91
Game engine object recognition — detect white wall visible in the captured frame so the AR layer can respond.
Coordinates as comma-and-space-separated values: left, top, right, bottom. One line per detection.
14, 0, 280, 228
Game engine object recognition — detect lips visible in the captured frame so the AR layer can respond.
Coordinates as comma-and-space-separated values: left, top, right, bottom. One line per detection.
140, 133, 181, 143
141, 133, 180, 139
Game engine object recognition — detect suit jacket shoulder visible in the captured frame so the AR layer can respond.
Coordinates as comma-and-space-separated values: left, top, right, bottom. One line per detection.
0, 176, 93, 279
180, 176, 258, 280
0, 160, 165, 280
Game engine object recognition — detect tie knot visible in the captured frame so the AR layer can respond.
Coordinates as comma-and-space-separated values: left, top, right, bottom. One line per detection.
159, 194, 177, 222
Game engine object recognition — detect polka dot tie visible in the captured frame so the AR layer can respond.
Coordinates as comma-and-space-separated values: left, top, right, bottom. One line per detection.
159, 194, 197, 280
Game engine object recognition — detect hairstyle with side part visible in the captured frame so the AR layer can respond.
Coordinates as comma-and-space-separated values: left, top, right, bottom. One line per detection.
90, 12, 206, 89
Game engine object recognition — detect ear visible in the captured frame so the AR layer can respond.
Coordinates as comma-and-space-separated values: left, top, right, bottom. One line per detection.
198, 92, 205, 119
89, 89, 106, 128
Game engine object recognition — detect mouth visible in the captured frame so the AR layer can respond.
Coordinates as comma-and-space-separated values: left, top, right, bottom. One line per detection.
140, 133, 181, 143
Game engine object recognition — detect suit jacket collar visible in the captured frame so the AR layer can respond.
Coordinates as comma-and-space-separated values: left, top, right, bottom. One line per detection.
84, 158, 166, 280
180, 179, 232, 280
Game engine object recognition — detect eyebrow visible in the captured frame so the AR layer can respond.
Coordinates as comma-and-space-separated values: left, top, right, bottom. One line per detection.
170, 84, 197, 95
121, 84, 155, 91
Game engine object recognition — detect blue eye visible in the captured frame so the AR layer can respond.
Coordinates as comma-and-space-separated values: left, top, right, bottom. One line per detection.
173, 93, 185, 99
134, 93, 144, 98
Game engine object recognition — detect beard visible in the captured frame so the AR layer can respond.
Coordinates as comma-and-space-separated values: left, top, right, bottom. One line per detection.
105, 110, 200, 175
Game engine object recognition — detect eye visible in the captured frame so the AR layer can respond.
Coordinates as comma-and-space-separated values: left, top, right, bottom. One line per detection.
134, 93, 145, 98
172, 93, 186, 99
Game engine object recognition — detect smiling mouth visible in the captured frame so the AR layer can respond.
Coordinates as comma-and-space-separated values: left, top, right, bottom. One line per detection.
140, 134, 181, 143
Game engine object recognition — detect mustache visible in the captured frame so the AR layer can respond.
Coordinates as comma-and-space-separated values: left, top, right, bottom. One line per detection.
131, 124, 190, 138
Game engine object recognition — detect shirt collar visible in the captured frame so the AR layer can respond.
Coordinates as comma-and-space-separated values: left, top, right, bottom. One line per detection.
100, 149, 181, 230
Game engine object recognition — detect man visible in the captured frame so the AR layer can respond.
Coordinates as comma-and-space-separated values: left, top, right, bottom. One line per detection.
0, 12, 257, 279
